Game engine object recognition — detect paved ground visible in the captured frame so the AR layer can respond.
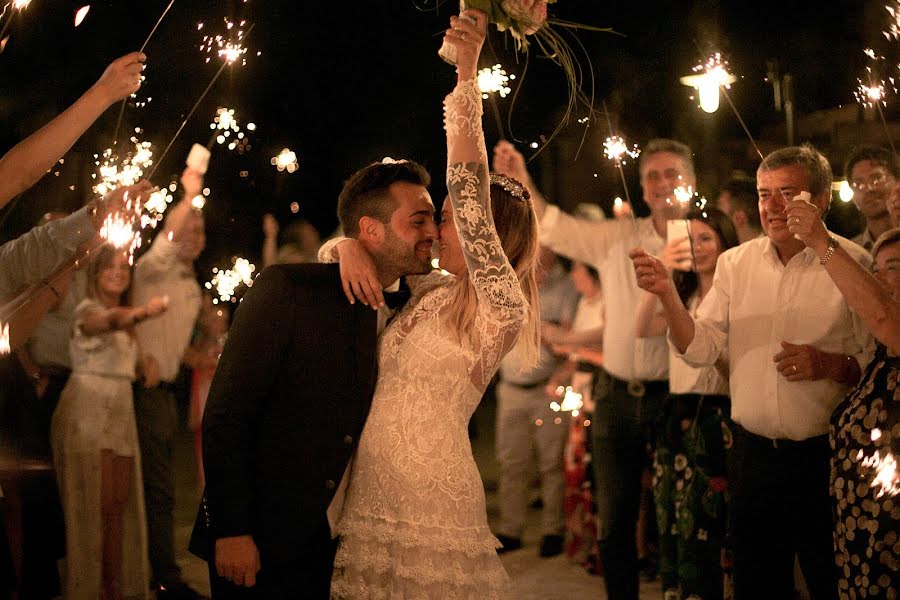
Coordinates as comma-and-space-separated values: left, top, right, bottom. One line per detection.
173, 391, 665, 599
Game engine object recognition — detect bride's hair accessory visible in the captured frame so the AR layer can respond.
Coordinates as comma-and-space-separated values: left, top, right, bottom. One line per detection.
382, 156, 409, 165
490, 173, 530, 202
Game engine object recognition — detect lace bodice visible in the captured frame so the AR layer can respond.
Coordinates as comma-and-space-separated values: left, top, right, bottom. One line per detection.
69, 299, 138, 380
330, 80, 520, 599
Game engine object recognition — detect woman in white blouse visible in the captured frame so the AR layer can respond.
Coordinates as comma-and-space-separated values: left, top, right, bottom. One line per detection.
633, 207, 739, 600
51, 246, 167, 600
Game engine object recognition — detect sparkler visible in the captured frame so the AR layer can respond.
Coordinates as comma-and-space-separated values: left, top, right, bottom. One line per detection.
205, 257, 256, 304
98, 191, 144, 264
885, 2, 900, 40
111, 0, 177, 144
477, 64, 514, 138
680, 53, 736, 114
74, 5, 90, 27
603, 135, 640, 166
199, 17, 250, 66
550, 385, 584, 417
271, 148, 298, 173
148, 22, 255, 180
854, 54, 898, 155
0, 0, 32, 42
92, 138, 154, 196
856, 429, 899, 499
601, 101, 637, 222
207, 107, 251, 153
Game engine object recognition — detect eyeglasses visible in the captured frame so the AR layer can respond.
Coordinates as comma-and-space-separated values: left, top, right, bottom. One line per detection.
850, 173, 891, 191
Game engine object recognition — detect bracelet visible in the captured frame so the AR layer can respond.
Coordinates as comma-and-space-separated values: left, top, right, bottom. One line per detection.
42, 279, 61, 299
820, 236, 839, 266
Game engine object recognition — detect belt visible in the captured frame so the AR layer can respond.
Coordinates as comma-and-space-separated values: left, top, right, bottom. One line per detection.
735, 423, 829, 450
609, 375, 668, 399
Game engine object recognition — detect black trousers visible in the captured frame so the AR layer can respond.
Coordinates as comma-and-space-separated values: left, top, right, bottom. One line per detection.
728, 424, 838, 600
134, 382, 182, 587
591, 378, 666, 600
208, 519, 338, 599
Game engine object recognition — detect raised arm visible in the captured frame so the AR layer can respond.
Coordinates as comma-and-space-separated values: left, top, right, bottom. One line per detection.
788, 199, 900, 352
0, 53, 145, 208
443, 10, 522, 311
630, 248, 695, 352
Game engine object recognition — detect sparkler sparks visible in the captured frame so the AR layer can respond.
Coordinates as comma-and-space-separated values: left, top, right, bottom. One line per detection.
680, 53, 737, 113
98, 191, 144, 264
477, 64, 514, 99
74, 5, 90, 27
208, 107, 252, 153
92, 139, 153, 196
885, 2, 900, 40
205, 257, 256, 303
855, 79, 888, 107
550, 386, 584, 417
603, 135, 640, 165
271, 148, 298, 173
0, 321, 8, 355
200, 18, 250, 65
856, 429, 900, 499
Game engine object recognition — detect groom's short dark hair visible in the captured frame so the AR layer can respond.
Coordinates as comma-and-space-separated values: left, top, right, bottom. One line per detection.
338, 160, 431, 237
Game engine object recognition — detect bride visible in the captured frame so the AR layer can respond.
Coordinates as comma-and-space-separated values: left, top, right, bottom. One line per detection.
324, 9, 541, 599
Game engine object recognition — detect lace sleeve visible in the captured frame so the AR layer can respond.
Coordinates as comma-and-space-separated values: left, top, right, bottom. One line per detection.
444, 79, 527, 386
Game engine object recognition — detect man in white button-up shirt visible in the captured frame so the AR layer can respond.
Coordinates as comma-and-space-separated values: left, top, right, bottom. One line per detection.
494, 138, 693, 600
632, 145, 875, 600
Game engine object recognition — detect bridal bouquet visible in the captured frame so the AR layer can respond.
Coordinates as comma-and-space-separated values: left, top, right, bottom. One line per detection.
439, 0, 552, 62
438, 0, 611, 156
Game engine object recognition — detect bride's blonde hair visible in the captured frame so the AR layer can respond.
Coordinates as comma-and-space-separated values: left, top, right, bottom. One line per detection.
443, 177, 541, 368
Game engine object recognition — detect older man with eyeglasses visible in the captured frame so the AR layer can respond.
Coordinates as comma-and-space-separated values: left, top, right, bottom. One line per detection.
845, 145, 899, 251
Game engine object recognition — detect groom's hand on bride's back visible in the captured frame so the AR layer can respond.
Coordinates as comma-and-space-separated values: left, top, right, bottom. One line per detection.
215, 535, 261, 587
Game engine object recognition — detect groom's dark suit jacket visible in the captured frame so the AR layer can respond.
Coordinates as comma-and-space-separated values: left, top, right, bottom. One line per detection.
188, 263, 377, 582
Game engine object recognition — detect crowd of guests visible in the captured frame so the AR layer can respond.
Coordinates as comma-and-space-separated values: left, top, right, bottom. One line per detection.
491, 139, 899, 600
0, 47, 898, 600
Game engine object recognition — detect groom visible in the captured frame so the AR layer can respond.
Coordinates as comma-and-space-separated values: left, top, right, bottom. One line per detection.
188, 159, 438, 598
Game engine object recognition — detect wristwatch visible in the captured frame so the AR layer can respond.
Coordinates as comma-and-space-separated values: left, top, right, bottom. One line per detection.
820, 236, 839, 266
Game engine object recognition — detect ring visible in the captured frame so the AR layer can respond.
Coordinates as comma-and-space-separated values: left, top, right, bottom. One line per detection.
792, 365, 798, 373
461, 32, 467, 40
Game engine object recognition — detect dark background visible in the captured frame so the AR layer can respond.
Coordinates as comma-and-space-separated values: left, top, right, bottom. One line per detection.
0, 0, 889, 274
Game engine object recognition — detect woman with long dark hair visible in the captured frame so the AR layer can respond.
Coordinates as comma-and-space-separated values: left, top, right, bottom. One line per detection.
634, 207, 739, 600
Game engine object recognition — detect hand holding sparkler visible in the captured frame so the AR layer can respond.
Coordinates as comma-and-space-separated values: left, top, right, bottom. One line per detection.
786, 193, 829, 255
630, 247, 676, 298
143, 295, 169, 319
91, 51, 147, 106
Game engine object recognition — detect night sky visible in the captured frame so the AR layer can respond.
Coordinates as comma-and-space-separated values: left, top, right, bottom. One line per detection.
0, 0, 886, 274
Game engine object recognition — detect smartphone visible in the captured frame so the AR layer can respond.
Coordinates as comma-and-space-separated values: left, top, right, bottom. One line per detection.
186, 143, 211, 175
667, 219, 694, 271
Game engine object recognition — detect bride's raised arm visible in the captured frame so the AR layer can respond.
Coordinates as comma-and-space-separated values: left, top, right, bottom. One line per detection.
442, 11, 524, 314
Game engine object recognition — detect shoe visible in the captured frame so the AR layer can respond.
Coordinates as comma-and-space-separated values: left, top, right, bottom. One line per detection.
495, 534, 522, 554
156, 582, 210, 600
539, 534, 564, 558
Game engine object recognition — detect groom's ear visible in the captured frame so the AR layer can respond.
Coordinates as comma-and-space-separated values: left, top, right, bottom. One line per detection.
357, 216, 385, 245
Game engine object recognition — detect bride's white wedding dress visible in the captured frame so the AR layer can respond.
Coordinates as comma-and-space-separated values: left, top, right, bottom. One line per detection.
329, 79, 526, 599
